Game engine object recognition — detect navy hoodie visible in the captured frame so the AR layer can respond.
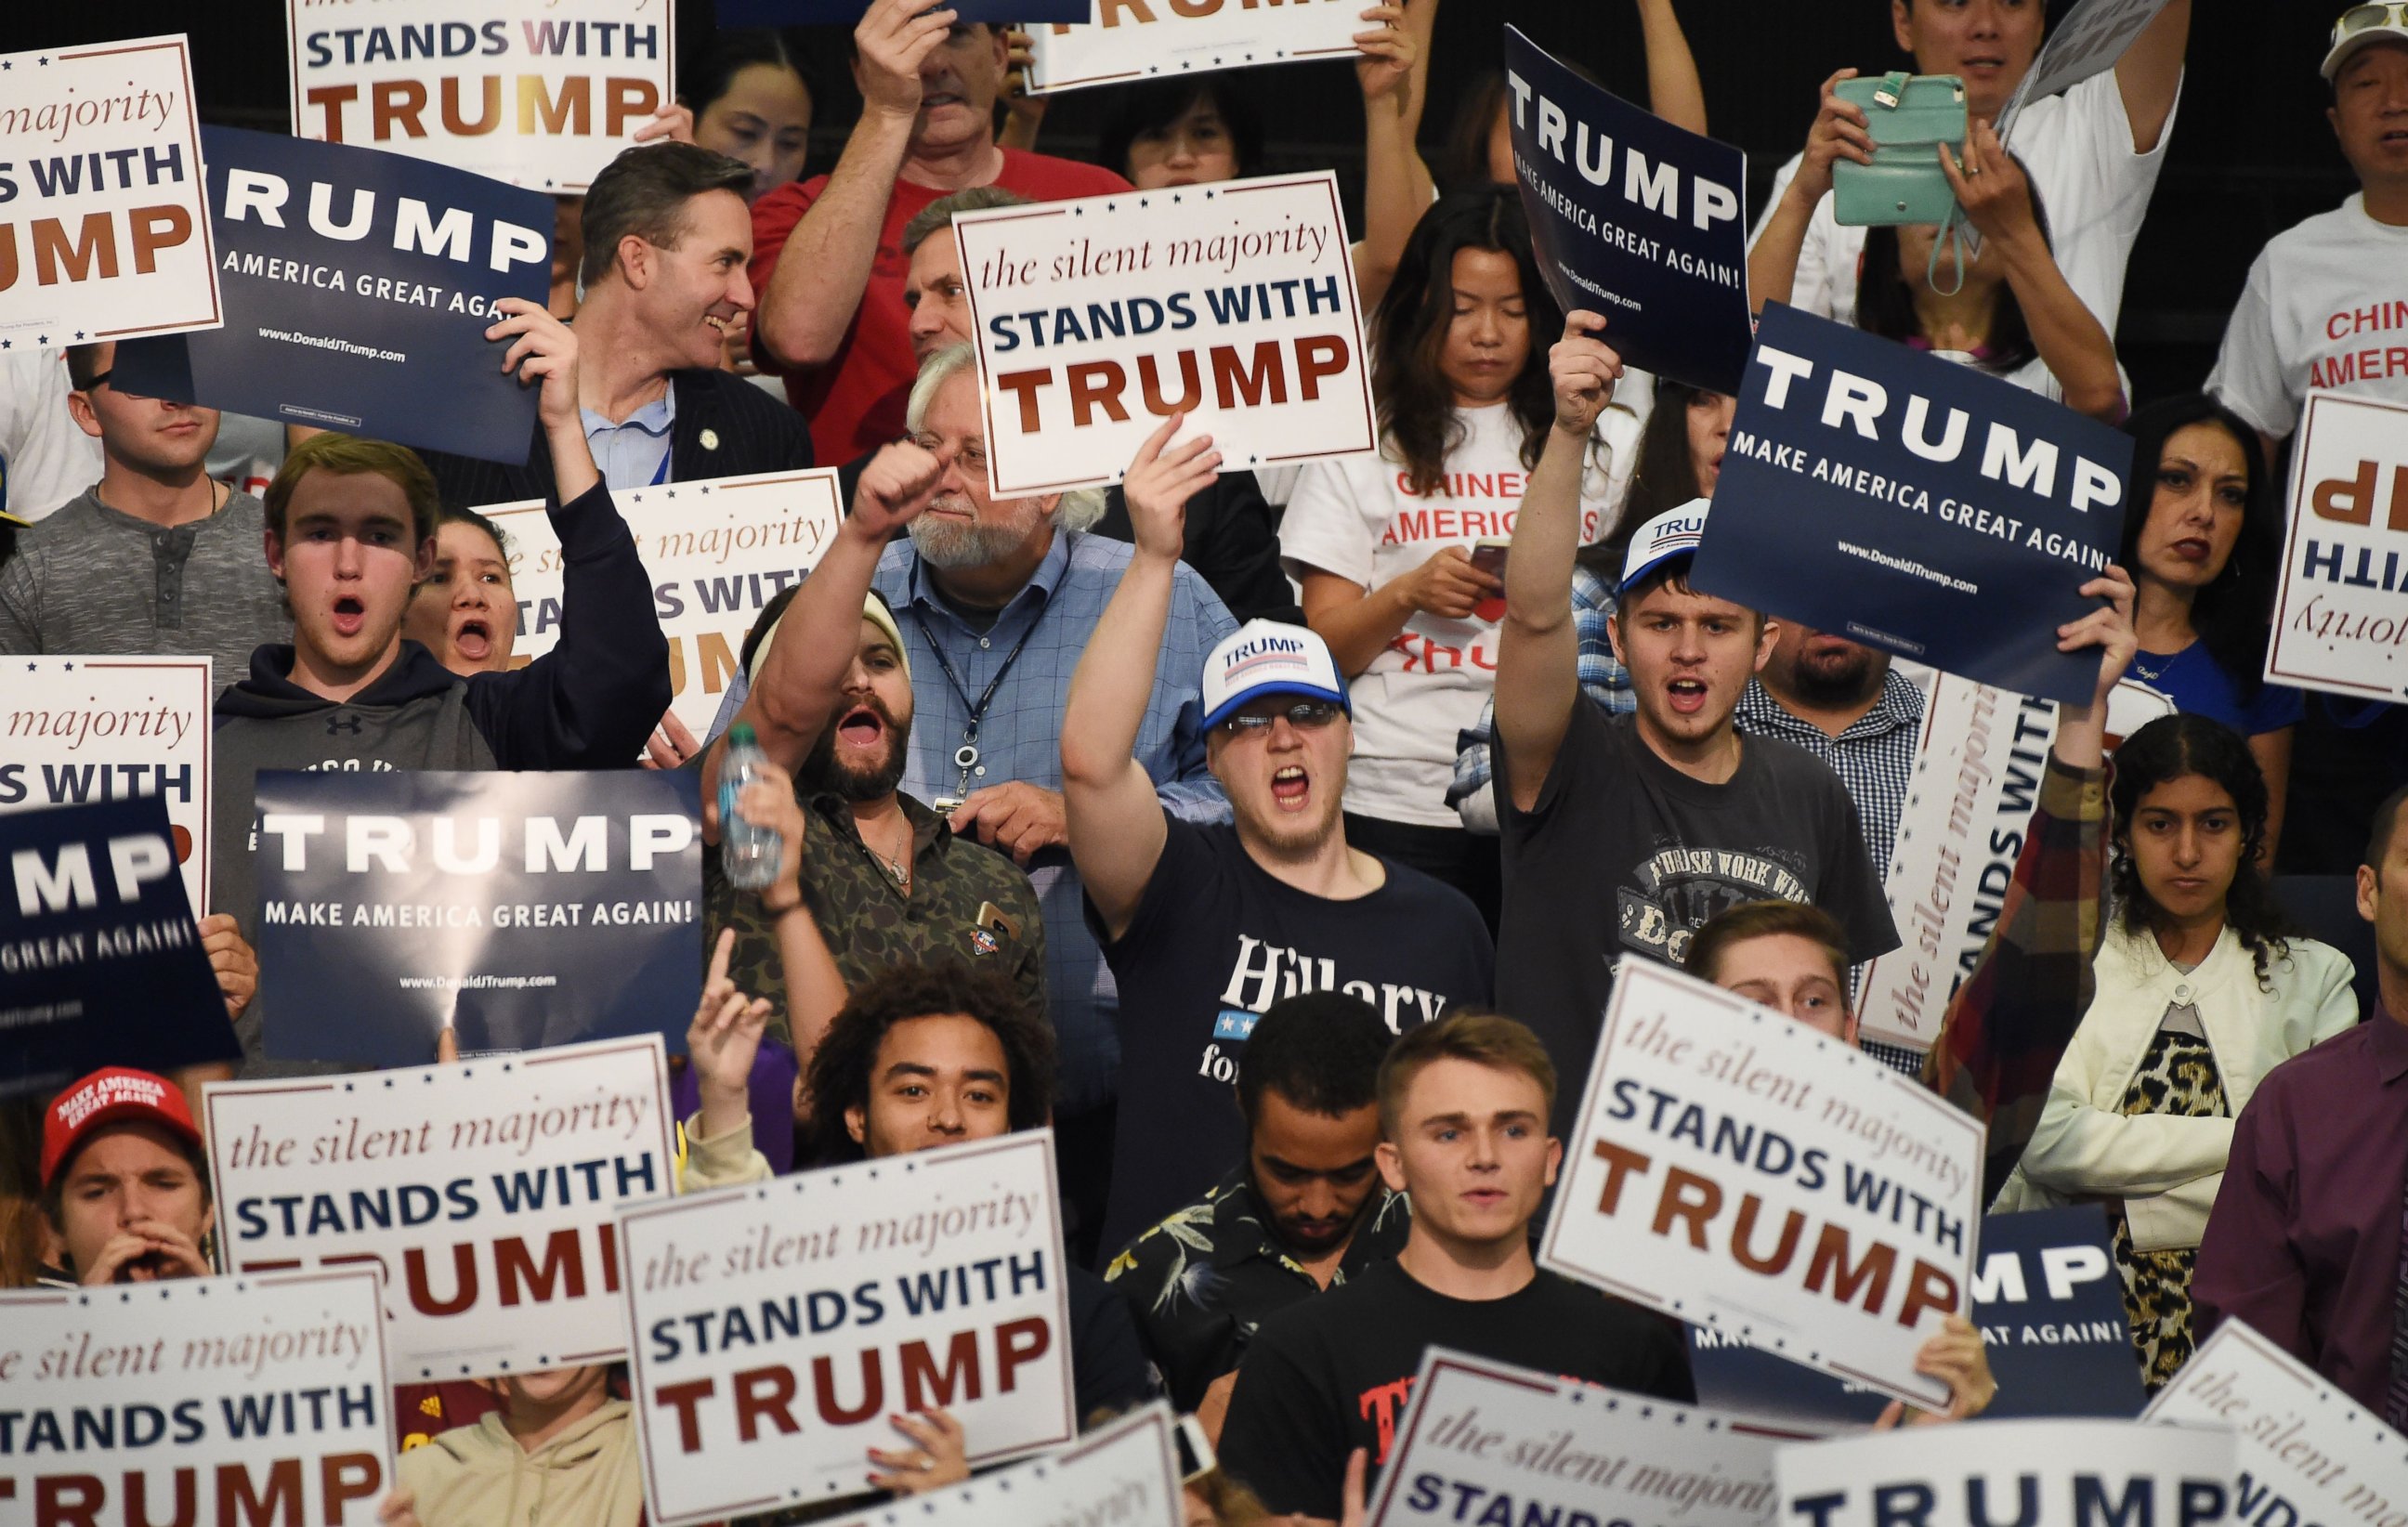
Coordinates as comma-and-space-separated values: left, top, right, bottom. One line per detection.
211, 480, 669, 1071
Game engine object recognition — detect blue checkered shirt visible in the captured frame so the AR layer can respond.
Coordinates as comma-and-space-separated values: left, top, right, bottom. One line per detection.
1446, 564, 1632, 823
1734, 668, 1927, 1076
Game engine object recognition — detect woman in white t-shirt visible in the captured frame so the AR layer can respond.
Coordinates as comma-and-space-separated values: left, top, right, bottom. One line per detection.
1752, 87, 2125, 421
1280, 189, 1621, 926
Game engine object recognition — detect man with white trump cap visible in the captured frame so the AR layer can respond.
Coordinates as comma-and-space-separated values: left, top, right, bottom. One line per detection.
1492, 314, 1897, 1136
1064, 415, 1494, 1258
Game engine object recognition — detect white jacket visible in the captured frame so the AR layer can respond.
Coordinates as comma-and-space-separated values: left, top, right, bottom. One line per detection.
2000, 925, 2357, 1253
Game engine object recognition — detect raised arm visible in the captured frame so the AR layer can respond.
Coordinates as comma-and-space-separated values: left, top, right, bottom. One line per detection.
701, 443, 941, 818
752, 0, 956, 371
1747, 70, 1870, 314
1923, 567, 2135, 1194
488, 297, 600, 503
1495, 312, 1620, 813
1633, 0, 1707, 137
1062, 416, 1224, 942
2115, 0, 2189, 154
1351, 2, 1433, 312
1939, 124, 2124, 422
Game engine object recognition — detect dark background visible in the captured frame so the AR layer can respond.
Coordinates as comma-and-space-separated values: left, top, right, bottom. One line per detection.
10, 0, 2341, 404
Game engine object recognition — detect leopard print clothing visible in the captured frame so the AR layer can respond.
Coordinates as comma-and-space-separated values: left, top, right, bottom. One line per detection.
2110, 1026, 2228, 1391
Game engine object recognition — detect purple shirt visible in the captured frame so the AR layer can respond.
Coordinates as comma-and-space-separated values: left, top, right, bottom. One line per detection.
2194, 1003, 2399, 1411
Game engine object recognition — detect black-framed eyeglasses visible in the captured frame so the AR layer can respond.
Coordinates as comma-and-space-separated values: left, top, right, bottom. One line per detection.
1216, 699, 1342, 737
79, 371, 154, 401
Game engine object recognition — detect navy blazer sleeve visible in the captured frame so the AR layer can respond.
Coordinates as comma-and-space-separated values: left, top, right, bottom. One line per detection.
465, 480, 669, 767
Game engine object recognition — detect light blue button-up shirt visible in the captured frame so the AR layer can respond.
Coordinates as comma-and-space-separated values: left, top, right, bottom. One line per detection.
711, 529, 1236, 1115
581, 387, 675, 490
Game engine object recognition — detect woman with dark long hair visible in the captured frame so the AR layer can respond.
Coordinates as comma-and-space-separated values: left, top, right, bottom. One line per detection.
1094, 75, 1265, 189
2115, 395, 2299, 860
2000, 713, 2355, 1390
1281, 189, 1617, 922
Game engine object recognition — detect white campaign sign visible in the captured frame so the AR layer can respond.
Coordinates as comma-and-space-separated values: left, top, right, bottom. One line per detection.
1, 657, 213, 913
286, 0, 674, 191
0, 35, 220, 343
1861, 672, 2175, 1052
1027, 0, 1362, 96
1368, 1349, 1782, 1527
203, 1035, 675, 1381
2265, 391, 2408, 702
953, 170, 1374, 494
0, 1269, 393, 1527
1776, 1418, 2235, 1527
1997, 0, 2178, 139
2147, 1321, 2408, 1527
485, 468, 844, 741
1539, 959, 1985, 1411
819, 1403, 1183, 1527
619, 1131, 1077, 1526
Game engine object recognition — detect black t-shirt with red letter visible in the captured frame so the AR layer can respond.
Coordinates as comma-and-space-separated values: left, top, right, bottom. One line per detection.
1215, 1259, 1693, 1520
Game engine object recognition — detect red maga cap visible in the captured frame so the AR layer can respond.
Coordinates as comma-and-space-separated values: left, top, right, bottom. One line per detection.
41, 1067, 203, 1187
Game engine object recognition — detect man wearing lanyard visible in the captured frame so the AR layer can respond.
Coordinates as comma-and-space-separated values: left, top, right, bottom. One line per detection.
707, 341, 1236, 1264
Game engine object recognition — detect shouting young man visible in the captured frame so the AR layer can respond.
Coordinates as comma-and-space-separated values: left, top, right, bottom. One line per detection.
1063, 416, 1493, 1256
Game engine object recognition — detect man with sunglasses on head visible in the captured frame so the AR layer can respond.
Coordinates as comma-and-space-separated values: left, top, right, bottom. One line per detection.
1064, 413, 1494, 1261
0, 343, 287, 688
2210, 7, 2408, 454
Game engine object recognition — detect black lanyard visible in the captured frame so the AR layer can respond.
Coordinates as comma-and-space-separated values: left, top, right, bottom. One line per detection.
910, 589, 1051, 803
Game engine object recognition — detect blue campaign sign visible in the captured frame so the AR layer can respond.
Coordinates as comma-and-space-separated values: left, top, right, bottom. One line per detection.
0, 797, 239, 1100
1692, 1206, 2146, 1429
715, 0, 1091, 24
111, 126, 552, 465
253, 769, 703, 1066
1691, 304, 2132, 704
1502, 25, 1752, 396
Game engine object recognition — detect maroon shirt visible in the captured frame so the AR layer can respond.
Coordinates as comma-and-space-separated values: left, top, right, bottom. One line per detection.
2194, 1003, 2399, 1411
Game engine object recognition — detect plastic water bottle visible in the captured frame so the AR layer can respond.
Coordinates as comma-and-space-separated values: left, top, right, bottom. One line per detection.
719, 723, 781, 891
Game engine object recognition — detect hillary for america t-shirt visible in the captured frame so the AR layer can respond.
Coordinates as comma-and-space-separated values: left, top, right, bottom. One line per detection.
1280, 405, 1622, 828
1095, 820, 1493, 1254
1495, 704, 1898, 1135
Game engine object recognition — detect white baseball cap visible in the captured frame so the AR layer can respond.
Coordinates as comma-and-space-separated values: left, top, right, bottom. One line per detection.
1621, 499, 1711, 590
2323, 4, 2408, 79
1201, 620, 1351, 731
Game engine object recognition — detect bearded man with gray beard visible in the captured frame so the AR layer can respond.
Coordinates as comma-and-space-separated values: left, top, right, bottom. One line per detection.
700, 341, 1236, 1262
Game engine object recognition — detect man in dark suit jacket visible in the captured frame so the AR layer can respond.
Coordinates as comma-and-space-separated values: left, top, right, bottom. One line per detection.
419, 141, 816, 511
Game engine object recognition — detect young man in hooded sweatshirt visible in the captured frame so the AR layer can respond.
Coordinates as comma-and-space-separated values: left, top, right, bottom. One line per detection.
210, 299, 670, 1072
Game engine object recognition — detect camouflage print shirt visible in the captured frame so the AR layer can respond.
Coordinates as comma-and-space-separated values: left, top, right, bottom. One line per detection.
1104, 1166, 1411, 1412
703, 790, 1047, 1046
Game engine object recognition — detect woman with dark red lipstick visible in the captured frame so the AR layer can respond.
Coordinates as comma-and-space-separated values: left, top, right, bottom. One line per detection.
2114, 395, 2299, 861
1997, 713, 2355, 1390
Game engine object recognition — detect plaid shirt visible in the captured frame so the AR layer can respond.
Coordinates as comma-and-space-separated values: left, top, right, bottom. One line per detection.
1924, 751, 2109, 1202
1446, 565, 1632, 822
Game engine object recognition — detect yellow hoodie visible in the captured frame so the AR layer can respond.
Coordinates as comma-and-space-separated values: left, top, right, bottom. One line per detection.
399, 1400, 642, 1527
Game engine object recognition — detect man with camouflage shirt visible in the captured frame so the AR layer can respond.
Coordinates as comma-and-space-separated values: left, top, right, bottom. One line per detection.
700, 447, 1045, 1057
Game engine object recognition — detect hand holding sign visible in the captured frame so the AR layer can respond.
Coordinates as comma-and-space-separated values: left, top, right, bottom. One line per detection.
1354, 5, 1417, 109
1550, 311, 1624, 437
488, 298, 583, 433
868, 1409, 971, 1495
1871, 1312, 1997, 1428
199, 911, 259, 1023
2057, 563, 2140, 713
1121, 414, 1223, 560
860, 0, 965, 123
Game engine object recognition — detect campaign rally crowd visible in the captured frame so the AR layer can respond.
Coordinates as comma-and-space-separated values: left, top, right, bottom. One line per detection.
6, 0, 2408, 1522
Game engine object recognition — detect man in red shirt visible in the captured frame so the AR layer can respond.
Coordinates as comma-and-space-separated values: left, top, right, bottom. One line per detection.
749, 0, 1128, 463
